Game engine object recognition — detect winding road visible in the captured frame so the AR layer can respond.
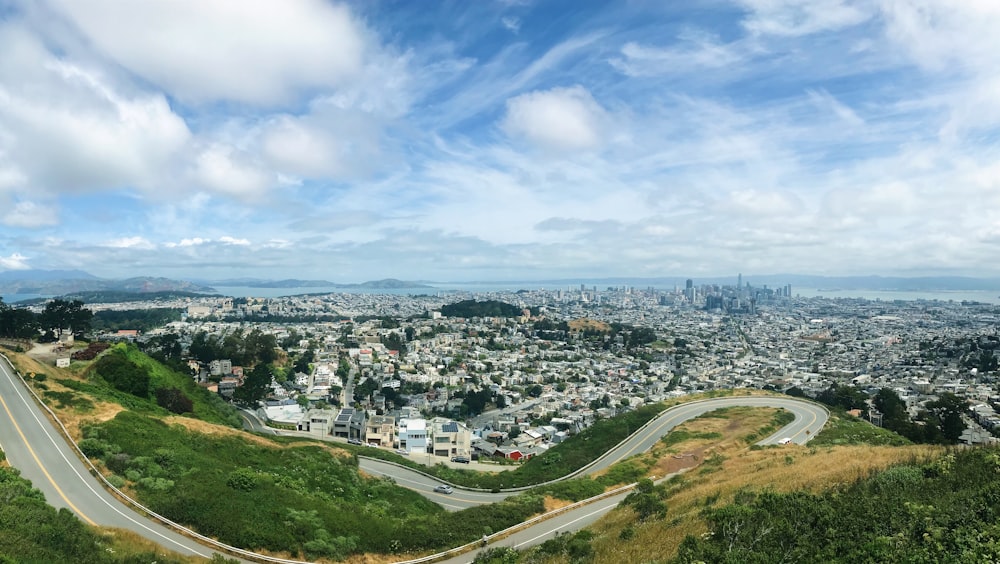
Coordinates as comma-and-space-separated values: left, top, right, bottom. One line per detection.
1, 351, 827, 562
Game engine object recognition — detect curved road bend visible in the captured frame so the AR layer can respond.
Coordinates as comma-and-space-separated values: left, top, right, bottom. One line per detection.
366, 396, 826, 509
433, 396, 827, 562
0, 356, 219, 560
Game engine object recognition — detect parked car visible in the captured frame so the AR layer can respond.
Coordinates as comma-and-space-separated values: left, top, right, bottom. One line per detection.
347, 438, 362, 445
451, 456, 470, 464
395, 449, 409, 455
433, 485, 454, 494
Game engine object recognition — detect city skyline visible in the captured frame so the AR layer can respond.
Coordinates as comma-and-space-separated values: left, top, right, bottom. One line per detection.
0, 1, 998, 281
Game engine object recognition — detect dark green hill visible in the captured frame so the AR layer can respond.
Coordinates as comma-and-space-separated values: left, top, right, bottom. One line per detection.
440, 299, 522, 318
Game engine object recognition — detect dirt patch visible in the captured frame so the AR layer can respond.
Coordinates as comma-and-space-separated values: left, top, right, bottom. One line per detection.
543, 496, 575, 512
60, 402, 126, 440
653, 447, 705, 476
164, 416, 282, 447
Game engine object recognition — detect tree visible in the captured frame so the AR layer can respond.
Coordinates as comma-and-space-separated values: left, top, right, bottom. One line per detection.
94, 352, 150, 397
924, 392, 967, 444
233, 364, 272, 407
816, 384, 867, 411
39, 299, 92, 338
0, 299, 39, 339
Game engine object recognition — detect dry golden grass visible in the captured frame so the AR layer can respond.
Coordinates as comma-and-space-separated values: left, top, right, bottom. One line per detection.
95, 527, 205, 563
567, 318, 612, 332
587, 408, 942, 563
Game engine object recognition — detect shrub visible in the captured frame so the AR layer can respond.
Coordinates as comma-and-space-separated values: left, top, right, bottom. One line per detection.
106, 474, 126, 488
105, 453, 131, 474
93, 352, 150, 397
78, 438, 109, 458
227, 468, 259, 492
155, 387, 194, 414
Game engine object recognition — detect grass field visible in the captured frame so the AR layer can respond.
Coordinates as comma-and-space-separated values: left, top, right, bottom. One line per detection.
585, 409, 940, 563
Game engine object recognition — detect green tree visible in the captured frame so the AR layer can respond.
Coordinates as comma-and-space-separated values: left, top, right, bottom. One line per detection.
924, 392, 967, 444
39, 299, 92, 338
0, 298, 39, 339
233, 364, 271, 407
94, 351, 150, 397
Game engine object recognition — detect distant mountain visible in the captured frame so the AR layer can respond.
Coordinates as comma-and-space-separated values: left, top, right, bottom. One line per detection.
355, 278, 430, 289
0, 273, 214, 297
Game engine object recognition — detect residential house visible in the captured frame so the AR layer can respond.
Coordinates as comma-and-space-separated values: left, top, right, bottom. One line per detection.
431, 419, 472, 457
366, 415, 396, 447
398, 418, 428, 453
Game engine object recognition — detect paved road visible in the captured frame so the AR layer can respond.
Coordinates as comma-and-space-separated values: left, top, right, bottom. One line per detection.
583, 395, 826, 475
0, 355, 219, 560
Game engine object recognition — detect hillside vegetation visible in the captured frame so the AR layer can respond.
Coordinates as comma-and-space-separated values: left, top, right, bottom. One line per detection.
81, 411, 544, 560
473, 407, 941, 564
0, 448, 214, 564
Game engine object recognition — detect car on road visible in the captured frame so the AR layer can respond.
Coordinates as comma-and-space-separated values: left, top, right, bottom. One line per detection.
395, 449, 409, 455
433, 485, 453, 494
778, 437, 793, 445
451, 456, 470, 464
347, 438, 362, 445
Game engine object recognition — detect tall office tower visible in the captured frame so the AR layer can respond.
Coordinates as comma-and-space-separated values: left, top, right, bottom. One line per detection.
737, 273, 742, 290
686, 279, 693, 290
785, 284, 792, 298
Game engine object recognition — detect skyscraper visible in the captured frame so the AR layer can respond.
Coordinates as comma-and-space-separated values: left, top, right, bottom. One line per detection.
737, 273, 742, 290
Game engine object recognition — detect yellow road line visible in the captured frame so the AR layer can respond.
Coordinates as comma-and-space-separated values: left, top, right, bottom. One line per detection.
0, 391, 96, 526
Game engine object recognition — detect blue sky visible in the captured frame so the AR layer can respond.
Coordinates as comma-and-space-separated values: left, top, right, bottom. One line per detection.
1, 0, 999, 282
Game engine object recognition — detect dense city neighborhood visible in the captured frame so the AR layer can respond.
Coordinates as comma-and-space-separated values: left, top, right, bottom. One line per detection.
22, 279, 995, 459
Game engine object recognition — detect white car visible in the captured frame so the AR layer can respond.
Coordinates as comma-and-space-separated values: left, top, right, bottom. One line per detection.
778, 437, 793, 445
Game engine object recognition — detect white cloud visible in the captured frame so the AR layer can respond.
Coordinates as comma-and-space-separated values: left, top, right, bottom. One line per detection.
879, 1, 1000, 140
164, 237, 211, 248
0, 253, 30, 270
806, 89, 865, 128
47, 0, 368, 106
1, 200, 58, 228
0, 25, 191, 196
501, 86, 608, 151
103, 236, 154, 249
502, 17, 521, 33
219, 236, 251, 246
739, 0, 873, 36
610, 32, 745, 77
192, 145, 272, 198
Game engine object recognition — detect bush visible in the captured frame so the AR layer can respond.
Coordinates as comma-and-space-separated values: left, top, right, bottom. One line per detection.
156, 387, 194, 414
106, 474, 126, 488
226, 468, 259, 492
78, 438, 109, 458
93, 351, 150, 397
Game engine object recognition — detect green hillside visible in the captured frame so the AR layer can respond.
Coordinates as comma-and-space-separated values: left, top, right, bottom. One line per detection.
0, 448, 209, 564
81, 411, 544, 560
61, 344, 241, 428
